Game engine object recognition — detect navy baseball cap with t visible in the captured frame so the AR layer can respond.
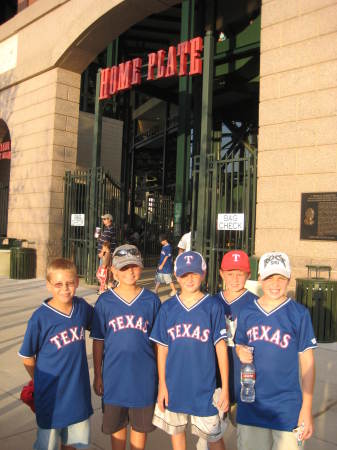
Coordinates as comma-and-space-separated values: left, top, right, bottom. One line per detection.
174, 251, 207, 277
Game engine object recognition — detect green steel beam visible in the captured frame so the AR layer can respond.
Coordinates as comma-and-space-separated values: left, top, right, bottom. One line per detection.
195, 10, 215, 256
174, 0, 194, 238
87, 70, 103, 283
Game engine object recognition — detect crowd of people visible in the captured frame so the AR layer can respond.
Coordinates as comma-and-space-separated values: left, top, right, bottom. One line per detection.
18, 214, 316, 450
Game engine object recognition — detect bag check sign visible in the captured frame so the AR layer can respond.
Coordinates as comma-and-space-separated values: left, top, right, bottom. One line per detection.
217, 214, 244, 231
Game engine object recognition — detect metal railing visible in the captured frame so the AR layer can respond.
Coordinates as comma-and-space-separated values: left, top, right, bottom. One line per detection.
63, 168, 121, 281
192, 145, 257, 293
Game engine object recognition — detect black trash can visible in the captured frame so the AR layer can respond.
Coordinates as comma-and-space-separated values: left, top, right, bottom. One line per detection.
296, 278, 337, 343
10, 247, 36, 279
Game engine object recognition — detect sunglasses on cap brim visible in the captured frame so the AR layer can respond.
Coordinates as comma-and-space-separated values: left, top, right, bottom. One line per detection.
114, 248, 141, 257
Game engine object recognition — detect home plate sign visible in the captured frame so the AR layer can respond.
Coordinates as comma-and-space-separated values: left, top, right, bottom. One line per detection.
217, 214, 244, 231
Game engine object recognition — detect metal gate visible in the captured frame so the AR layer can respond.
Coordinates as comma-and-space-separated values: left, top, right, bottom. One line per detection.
192, 142, 257, 293
142, 192, 174, 266
62, 167, 121, 282
0, 183, 9, 238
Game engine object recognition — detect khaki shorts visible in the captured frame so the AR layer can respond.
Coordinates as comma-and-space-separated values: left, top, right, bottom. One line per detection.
152, 404, 223, 442
102, 404, 156, 434
237, 424, 300, 450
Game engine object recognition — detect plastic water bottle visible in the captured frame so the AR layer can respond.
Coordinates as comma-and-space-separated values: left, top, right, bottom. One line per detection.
240, 347, 255, 403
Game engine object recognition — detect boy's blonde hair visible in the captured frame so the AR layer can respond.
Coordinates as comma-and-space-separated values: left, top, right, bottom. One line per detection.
46, 258, 77, 281
102, 241, 111, 249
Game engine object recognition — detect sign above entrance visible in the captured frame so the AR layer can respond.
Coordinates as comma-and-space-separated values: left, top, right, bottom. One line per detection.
99, 37, 203, 100
0, 141, 11, 160
217, 214, 245, 231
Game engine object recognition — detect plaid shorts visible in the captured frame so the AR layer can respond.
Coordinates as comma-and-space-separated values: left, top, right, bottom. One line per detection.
155, 272, 173, 284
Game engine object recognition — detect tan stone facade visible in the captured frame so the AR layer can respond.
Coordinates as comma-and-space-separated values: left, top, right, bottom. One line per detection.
257, 0, 337, 285
1, 68, 80, 274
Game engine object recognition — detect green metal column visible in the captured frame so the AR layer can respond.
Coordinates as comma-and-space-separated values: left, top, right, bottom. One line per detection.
194, 1, 215, 256
87, 70, 103, 283
174, 0, 194, 239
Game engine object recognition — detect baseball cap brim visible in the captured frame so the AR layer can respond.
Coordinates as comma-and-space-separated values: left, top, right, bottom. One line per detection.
259, 267, 290, 280
112, 256, 143, 270
175, 267, 205, 277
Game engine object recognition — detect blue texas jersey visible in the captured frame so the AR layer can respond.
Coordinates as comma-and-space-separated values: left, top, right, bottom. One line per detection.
216, 290, 257, 403
158, 244, 173, 274
90, 288, 161, 407
150, 294, 227, 417
235, 298, 317, 431
19, 297, 94, 429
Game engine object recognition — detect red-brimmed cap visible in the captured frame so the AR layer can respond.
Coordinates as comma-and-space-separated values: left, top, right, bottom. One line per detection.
220, 250, 250, 273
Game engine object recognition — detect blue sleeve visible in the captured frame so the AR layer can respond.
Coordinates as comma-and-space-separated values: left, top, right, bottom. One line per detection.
90, 299, 106, 340
211, 299, 227, 345
19, 317, 40, 357
150, 306, 168, 346
298, 307, 317, 352
85, 302, 94, 331
234, 310, 249, 346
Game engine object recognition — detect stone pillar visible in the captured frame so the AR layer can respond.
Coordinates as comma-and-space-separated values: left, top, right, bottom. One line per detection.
257, 0, 337, 282
0, 68, 80, 277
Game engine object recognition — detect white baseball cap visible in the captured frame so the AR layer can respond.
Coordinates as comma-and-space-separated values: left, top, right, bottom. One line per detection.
258, 252, 291, 280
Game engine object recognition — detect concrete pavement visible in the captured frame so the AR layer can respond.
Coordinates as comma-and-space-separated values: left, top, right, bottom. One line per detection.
0, 273, 336, 450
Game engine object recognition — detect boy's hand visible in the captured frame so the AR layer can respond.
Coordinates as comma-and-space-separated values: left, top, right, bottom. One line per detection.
298, 407, 314, 440
93, 375, 104, 397
236, 345, 253, 363
157, 383, 169, 412
216, 388, 229, 413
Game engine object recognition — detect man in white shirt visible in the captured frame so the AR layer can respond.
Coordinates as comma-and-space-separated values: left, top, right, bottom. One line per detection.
177, 231, 191, 254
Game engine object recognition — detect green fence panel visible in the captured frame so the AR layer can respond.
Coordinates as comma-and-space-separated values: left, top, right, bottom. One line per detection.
296, 278, 337, 343
249, 256, 259, 281
10, 248, 36, 279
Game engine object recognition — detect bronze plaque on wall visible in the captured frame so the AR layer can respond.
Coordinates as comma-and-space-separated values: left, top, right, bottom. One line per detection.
300, 192, 337, 240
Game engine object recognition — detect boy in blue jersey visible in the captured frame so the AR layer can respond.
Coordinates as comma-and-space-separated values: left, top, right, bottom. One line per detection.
218, 251, 257, 409
91, 244, 161, 450
150, 251, 229, 450
154, 234, 177, 296
235, 252, 317, 450
19, 258, 93, 450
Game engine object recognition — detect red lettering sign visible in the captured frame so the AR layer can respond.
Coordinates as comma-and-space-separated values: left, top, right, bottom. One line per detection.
131, 58, 142, 85
177, 41, 190, 76
165, 46, 177, 77
118, 61, 132, 91
100, 37, 204, 99
189, 37, 203, 75
147, 52, 157, 81
99, 68, 111, 99
109, 66, 119, 96
0, 141, 11, 160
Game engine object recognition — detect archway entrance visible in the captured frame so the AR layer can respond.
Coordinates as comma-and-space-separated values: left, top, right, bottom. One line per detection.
63, 0, 261, 287
0, 119, 11, 238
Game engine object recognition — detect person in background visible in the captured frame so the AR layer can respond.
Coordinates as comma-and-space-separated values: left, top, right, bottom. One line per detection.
154, 234, 177, 296
97, 214, 117, 259
177, 230, 191, 255
96, 241, 111, 294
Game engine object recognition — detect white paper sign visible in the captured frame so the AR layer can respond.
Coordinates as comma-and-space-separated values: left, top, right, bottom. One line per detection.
71, 214, 85, 226
217, 213, 244, 230
0, 35, 18, 75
